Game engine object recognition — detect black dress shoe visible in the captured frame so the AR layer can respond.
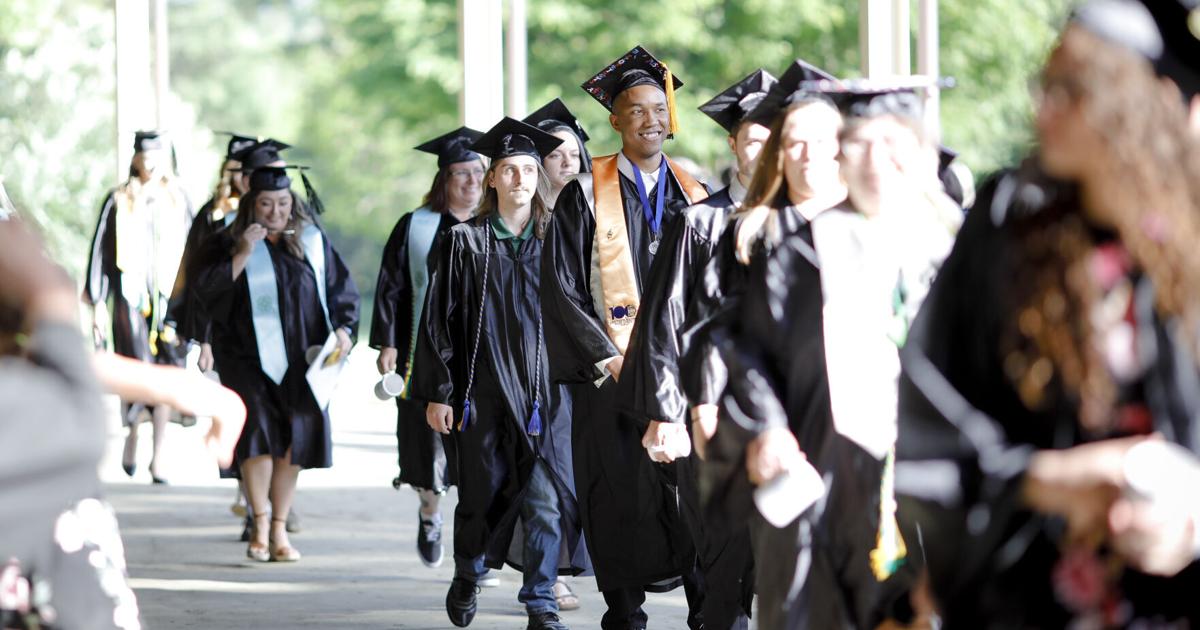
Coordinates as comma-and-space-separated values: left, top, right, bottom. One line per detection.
121, 462, 136, 478
151, 475, 168, 485
446, 577, 479, 627
239, 515, 253, 542
527, 611, 570, 630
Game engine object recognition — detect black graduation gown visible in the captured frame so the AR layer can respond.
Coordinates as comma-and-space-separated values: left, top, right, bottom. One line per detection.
83, 184, 193, 367
370, 210, 463, 492
541, 166, 701, 592
618, 187, 757, 627
712, 206, 915, 630
894, 171, 1200, 628
168, 197, 230, 344
411, 219, 585, 574
194, 228, 360, 470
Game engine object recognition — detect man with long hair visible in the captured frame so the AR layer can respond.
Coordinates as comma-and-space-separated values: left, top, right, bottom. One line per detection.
540, 45, 710, 630
370, 127, 485, 569
413, 118, 585, 630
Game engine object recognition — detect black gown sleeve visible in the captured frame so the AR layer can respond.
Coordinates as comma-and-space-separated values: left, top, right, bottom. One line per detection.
620, 212, 709, 424
82, 192, 116, 307
167, 198, 216, 341
321, 227, 360, 336
680, 221, 743, 408
541, 179, 620, 383
369, 213, 413, 350
410, 229, 464, 406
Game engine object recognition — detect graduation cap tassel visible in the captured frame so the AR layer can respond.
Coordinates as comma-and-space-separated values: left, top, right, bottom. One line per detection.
459, 400, 472, 432
527, 400, 542, 437
299, 170, 326, 215
664, 65, 680, 139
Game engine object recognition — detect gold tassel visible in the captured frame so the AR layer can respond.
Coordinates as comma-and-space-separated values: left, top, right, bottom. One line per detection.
664, 65, 679, 138
869, 448, 908, 580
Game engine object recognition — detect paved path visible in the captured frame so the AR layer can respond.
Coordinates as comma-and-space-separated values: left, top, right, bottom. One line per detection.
101, 349, 691, 629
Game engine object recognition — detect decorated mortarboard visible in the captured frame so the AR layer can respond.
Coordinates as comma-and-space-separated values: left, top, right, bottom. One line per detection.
744, 59, 838, 126
582, 45, 685, 135
133, 130, 167, 153
415, 127, 485, 169
523, 98, 590, 142
231, 139, 292, 171
471, 117, 564, 161
699, 69, 778, 134
217, 131, 264, 160
1072, 0, 1200, 98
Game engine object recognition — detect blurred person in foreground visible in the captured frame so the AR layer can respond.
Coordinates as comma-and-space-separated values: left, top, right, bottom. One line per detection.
895, 0, 1200, 626
0, 211, 243, 629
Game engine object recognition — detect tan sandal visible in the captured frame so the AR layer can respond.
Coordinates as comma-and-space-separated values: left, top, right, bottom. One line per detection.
553, 578, 580, 611
246, 514, 270, 562
269, 517, 301, 562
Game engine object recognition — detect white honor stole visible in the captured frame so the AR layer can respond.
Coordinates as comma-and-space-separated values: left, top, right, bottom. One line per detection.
246, 224, 331, 383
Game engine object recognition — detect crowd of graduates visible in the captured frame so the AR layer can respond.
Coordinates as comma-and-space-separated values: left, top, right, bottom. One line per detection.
3, 0, 1200, 628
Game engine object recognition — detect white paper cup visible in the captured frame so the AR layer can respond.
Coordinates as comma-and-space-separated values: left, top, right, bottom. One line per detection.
754, 460, 827, 528
374, 373, 406, 400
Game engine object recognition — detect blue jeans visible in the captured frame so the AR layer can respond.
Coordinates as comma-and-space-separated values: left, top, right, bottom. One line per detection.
518, 459, 562, 614
453, 460, 562, 615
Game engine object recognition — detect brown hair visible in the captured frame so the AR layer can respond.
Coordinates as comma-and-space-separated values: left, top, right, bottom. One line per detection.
472, 158, 554, 240
1004, 26, 1200, 432
228, 188, 313, 259
208, 159, 241, 218
734, 97, 842, 263
421, 157, 486, 214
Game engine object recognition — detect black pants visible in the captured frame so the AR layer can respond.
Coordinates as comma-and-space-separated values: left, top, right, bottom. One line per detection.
600, 567, 706, 630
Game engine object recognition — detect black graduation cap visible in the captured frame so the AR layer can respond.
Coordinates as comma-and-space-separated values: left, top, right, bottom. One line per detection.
133, 130, 167, 153
415, 127, 485, 169
249, 166, 292, 192
784, 76, 953, 121
524, 98, 590, 142
231, 139, 292, 171
471, 117, 564, 161
217, 131, 263, 159
581, 46, 684, 134
938, 147, 959, 176
744, 59, 837, 126
698, 69, 778, 134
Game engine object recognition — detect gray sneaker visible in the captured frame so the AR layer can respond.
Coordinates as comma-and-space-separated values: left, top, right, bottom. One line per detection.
417, 512, 444, 568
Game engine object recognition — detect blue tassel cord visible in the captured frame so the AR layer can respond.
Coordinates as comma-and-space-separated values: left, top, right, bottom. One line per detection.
459, 400, 472, 431
526, 400, 542, 436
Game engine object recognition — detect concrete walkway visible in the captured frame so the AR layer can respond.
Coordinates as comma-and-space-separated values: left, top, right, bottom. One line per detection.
101, 349, 691, 629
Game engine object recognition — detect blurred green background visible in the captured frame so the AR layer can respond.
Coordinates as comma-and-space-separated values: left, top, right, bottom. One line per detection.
0, 0, 1072, 322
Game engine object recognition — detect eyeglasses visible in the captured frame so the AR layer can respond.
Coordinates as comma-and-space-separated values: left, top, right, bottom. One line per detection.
449, 167, 485, 181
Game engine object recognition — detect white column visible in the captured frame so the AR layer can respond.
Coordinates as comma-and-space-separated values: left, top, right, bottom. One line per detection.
114, 0, 153, 178
917, 0, 940, 136
892, 0, 911, 76
505, 0, 527, 119
153, 0, 170, 129
860, 0, 895, 78
458, 0, 505, 130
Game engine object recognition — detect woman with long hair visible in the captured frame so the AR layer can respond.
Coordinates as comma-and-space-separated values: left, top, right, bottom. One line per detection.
523, 98, 593, 207
194, 166, 359, 563
895, 1, 1200, 625
369, 126, 485, 569
413, 118, 586, 630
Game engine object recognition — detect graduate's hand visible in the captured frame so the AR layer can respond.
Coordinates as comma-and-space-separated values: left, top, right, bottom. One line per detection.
746, 427, 805, 486
690, 404, 719, 460
1108, 497, 1196, 576
426, 402, 454, 435
377, 347, 398, 375
198, 343, 214, 372
643, 421, 691, 463
335, 327, 352, 357
240, 223, 268, 253
606, 356, 624, 382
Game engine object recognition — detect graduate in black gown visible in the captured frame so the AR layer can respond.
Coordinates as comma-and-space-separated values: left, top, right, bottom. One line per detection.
83, 130, 194, 485
711, 73, 961, 627
412, 118, 586, 630
370, 126, 484, 569
194, 166, 358, 563
540, 45, 712, 630
523, 97, 593, 207
523, 97, 593, 612
615, 67, 780, 630
895, 2, 1200, 626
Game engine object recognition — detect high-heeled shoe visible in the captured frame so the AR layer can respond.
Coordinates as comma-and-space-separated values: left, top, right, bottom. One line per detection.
121, 462, 136, 478
269, 517, 301, 562
246, 514, 270, 562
